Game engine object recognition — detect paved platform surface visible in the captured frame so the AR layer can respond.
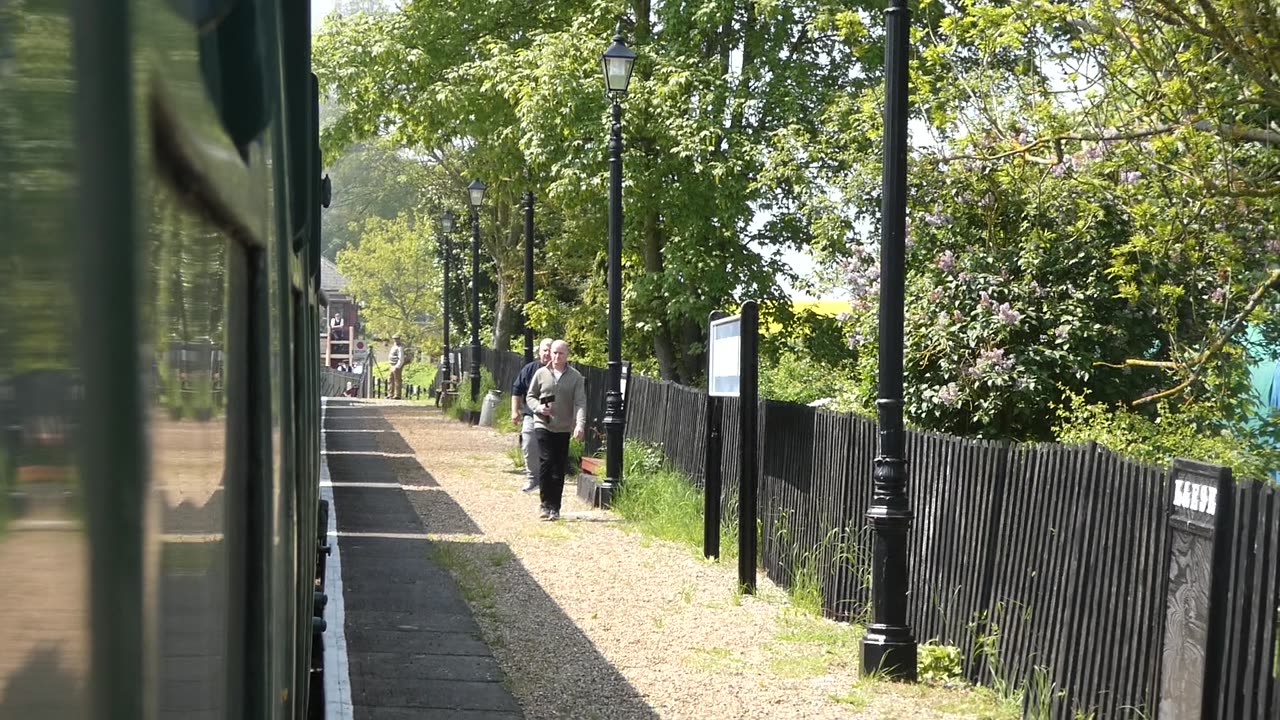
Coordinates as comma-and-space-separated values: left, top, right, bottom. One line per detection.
324, 399, 522, 720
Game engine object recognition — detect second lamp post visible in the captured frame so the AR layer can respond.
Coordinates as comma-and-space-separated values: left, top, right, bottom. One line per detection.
467, 179, 486, 404
439, 210, 456, 389
599, 23, 636, 505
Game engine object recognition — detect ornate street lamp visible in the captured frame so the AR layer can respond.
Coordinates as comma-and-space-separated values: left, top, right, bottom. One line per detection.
599, 22, 636, 506
862, 0, 918, 681
522, 191, 535, 364
466, 179, 486, 403
439, 210, 456, 390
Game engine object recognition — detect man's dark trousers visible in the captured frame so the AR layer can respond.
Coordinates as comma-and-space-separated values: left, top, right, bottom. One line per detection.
535, 428, 571, 512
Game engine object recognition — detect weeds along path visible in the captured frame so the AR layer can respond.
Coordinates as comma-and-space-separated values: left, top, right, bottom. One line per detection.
381, 403, 1013, 720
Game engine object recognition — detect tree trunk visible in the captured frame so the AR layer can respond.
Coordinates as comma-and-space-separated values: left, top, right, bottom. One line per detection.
677, 317, 703, 385
642, 207, 679, 381
491, 278, 520, 353
489, 193, 523, 353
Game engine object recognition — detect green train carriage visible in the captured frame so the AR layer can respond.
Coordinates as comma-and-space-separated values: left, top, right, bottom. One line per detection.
0, 0, 330, 717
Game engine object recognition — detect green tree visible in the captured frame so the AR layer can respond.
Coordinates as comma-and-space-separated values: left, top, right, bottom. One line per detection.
815, 0, 1277, 460
320, 136, 432, 260
313, 0, 877, 383
336, 213, 443, 355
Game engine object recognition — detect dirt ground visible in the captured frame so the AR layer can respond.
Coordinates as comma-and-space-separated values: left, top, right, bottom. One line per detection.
375, 401, 1017, 720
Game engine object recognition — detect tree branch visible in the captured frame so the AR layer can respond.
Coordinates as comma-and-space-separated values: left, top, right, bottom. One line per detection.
1127, 268, 1280, 406
935, 120, 1280, 165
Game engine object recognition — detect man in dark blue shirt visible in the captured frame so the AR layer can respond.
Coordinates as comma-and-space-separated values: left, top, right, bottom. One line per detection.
511, 338, 553, 492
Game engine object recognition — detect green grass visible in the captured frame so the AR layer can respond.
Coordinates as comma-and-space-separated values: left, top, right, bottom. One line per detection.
505, 446, 524, 470
684, 646, 743, 672
486, 546, 514, 568
609, 440, 738, 559
428, 542, 498, 616
611, 438, 1030, 717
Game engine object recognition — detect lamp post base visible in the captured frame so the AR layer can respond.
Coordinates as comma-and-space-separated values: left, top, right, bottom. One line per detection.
574, 475, 620, 509
861, 625, 918, 681
596, 479, 619, 509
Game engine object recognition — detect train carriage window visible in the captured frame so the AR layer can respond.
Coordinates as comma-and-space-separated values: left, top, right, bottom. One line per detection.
147, 76, 259, 720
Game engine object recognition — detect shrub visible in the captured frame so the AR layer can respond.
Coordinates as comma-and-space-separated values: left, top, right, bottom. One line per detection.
1055, 392, 1280, 481
917, 642, 964, 684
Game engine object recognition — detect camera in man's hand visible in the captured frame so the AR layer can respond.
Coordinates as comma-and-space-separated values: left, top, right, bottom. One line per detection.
537, 393, 555, 419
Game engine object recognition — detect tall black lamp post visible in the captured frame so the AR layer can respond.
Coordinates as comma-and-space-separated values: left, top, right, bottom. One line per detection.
862, 0, 918, 681
439, 210, 456, 388
599, 22, 636, 506
522, 191, 535, 364
466, 179, 486, 404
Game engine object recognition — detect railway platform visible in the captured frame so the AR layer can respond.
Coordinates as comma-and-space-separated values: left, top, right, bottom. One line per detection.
321, 399, 521, 719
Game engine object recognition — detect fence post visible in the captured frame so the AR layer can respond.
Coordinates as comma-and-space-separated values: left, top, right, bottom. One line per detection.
737, 301, 759, 594
704, 393, 723, 560
1156, 459, 1235, 719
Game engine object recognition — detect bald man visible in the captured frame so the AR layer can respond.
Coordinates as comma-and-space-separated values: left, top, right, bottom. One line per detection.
525, 340, 587, 521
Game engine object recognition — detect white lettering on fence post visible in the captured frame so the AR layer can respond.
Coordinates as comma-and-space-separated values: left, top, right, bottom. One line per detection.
1173, 479, 1218, 516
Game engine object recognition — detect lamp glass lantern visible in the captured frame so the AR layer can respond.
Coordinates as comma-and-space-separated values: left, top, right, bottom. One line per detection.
467, 179, 487, 210
600, 32, 636, 95
441, 209, 456, 234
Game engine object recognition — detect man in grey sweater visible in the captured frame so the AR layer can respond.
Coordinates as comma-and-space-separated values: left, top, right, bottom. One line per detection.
525, 340, 587, 521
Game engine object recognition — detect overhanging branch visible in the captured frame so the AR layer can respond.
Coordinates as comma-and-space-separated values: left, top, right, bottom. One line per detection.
1117, 268, 1280, 406
936, 120, 1280, 165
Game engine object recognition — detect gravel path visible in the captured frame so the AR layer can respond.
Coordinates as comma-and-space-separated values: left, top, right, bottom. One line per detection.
379, 402, 1009, 720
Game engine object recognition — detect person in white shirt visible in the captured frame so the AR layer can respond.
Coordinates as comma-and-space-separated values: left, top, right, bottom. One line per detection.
387, 335, 404, 400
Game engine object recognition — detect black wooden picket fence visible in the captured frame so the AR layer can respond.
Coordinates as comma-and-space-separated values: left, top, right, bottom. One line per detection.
465, 345, 1280, 718
369, 377, 426, 401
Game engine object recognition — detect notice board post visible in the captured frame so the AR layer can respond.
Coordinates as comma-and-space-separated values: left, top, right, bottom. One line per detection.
738, 302, 758, 593
706, 303, 759, 591
703, 310, 728, 560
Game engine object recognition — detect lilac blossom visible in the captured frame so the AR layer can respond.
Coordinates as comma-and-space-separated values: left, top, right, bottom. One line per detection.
1210, 287, 1227, 303
937, 383, 961, 407
936, 250, 956, 273
924, 208, 953, 226
1266, 237, 1280, 255
996, 302, 1022, 325
1054, 326, 1069, 340
973, 347, 1016, 377
1120, 170, 1142, 185
978, 290, 994, 309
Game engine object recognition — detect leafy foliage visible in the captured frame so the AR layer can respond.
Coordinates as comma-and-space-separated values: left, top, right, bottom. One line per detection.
1056, 393, 1280, 481
335, 213, 442, 352
313, 0, 882, 383
917, 642, 964, 684
319, 136, 433, 260
814, 0, 1279, 458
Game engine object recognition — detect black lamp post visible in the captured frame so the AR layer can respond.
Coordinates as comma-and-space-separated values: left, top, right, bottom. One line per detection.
599, 22, 636, 507
439, 210, 456, 388
466, 179, 486, 404
862, 0, 918, 681
522, 191, 535, 364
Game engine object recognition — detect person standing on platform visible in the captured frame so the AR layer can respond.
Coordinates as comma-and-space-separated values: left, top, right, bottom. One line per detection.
525, 340, 586, 521
387, 334, 404, 400
511, 338, 553, 492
